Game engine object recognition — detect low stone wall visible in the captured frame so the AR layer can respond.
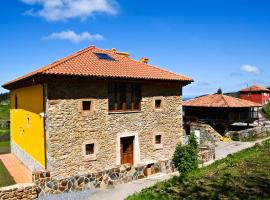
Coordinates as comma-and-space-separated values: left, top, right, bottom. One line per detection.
189, 122, 220, 143
226, 126, 270, 141
33, 160, 175, 196
198, 145, 215, 163
0, 183, 37, 200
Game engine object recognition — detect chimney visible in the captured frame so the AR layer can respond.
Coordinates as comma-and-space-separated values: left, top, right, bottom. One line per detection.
112, 48, 130, 57
140, 57, 149, 64
116, 51, 130, 57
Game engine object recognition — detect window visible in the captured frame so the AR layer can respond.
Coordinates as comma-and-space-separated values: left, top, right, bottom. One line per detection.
79, 99, 94, 114
153, 133, 163, 149
155, 135, 161, 144
82, 141, 98, 161
154, 97, 164, 111
109, 82, 141, 112
155, 99, 162, 109
82, 101, 91, 111
95, 53, 115, 61
15, 95, 18, 109
85, 144, 94, 155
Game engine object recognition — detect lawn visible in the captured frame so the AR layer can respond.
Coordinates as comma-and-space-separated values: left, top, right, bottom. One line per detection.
0, 104, 9, 121
127, 139, 270, 200
0, 160, 15, 187
0, 103, 11, 155
0, 129, 10, 154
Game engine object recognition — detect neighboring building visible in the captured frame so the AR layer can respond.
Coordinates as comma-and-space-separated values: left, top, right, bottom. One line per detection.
240, 85, 270, 105
2, 46, 192, 178
183, 94, 261, 134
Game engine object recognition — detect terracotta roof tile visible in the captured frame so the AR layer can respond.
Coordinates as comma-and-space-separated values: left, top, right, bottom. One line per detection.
3, 46, 193, 88
183, 94, 261, 108
240, 85, 270, 92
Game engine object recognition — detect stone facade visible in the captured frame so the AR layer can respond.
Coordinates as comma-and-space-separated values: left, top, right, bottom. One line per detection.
0, 183, 37, 200
33, 160, 175, 196
45, 80, 183, 179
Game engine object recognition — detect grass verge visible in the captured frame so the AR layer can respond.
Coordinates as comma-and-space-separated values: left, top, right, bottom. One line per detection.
127, 139, 270, 200
0, 104, 9, 121
0, 160, 15, 187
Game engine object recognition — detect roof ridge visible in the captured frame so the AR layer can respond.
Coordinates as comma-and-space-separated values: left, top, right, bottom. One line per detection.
220, 94, 230, 107
40, 45, 96, 74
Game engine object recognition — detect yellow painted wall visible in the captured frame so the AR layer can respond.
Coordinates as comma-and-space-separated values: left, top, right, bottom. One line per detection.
10, 84, 46, 168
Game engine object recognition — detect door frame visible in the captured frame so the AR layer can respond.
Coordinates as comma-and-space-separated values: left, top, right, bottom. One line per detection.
116, 132, 140, 166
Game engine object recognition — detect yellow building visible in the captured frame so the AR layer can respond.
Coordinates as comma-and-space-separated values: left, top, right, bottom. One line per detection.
9, 84, 46, 170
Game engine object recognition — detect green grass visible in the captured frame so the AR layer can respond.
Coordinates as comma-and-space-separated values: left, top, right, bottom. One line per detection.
0, 160, 15, 187
262, 102, 270, 119
127, 139, 270, 200
0, 128, 10, 154
0, 141, 10, 154
0, 104, 9, 121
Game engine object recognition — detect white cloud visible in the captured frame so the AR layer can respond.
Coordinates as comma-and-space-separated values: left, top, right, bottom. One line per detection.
21, 0, 117, 21
44, 30, 104, 43
241, 65, 261, 75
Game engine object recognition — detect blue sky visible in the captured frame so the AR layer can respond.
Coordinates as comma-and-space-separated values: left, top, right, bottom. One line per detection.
1, 0, 270, 97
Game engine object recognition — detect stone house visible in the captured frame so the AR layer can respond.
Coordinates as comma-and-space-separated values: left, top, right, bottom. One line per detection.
2, 46, 193, 179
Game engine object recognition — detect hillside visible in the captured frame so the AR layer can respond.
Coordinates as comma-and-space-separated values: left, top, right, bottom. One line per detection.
0, 92, 9, 121
262, 102, 270, 119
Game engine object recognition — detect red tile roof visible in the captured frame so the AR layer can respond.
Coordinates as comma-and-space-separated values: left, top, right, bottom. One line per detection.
3, 46, 193, 88
183, 94, 261, 108
240, 85, 270, 92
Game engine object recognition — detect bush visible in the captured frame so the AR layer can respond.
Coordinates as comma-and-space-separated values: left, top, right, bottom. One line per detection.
262, 102, 270, 119
172, 133, 199, 178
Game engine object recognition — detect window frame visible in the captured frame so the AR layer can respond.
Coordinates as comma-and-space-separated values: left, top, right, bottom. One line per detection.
108, 82, 142, 112
78, 99, 94, 115
82, 141, 98, 161
153, 97, 164, 112
153, 133, 163, 150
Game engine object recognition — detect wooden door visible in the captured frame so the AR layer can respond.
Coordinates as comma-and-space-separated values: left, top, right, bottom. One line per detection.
121, 136, 134, 165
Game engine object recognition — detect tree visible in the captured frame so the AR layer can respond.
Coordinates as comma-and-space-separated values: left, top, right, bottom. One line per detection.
217, 88, 223, 94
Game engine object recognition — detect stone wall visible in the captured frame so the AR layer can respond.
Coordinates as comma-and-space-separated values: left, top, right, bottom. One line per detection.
0, 183, 37, 200
189, 122, 221, 143
198, 145, 215, 163
226, 126, 270, 141
33, 160, 175, 196
45, 81, 183, 179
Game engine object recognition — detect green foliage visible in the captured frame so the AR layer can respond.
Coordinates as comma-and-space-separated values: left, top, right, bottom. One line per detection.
188, 132, 198, 149
0, 92, 9, 102
0, 104, 9, 120
216, 88, 223, 94
172, 133, 198, 178
0, 160, 15, 187
262, 102, 270, 119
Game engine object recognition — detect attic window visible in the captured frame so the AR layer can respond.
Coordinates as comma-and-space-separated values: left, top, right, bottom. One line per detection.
95, 53, 115, 61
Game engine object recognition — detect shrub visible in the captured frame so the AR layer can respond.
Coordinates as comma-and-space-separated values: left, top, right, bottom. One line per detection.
262, 102, 270, 119
172, 133, 199, 178
188, 132, 198, 149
